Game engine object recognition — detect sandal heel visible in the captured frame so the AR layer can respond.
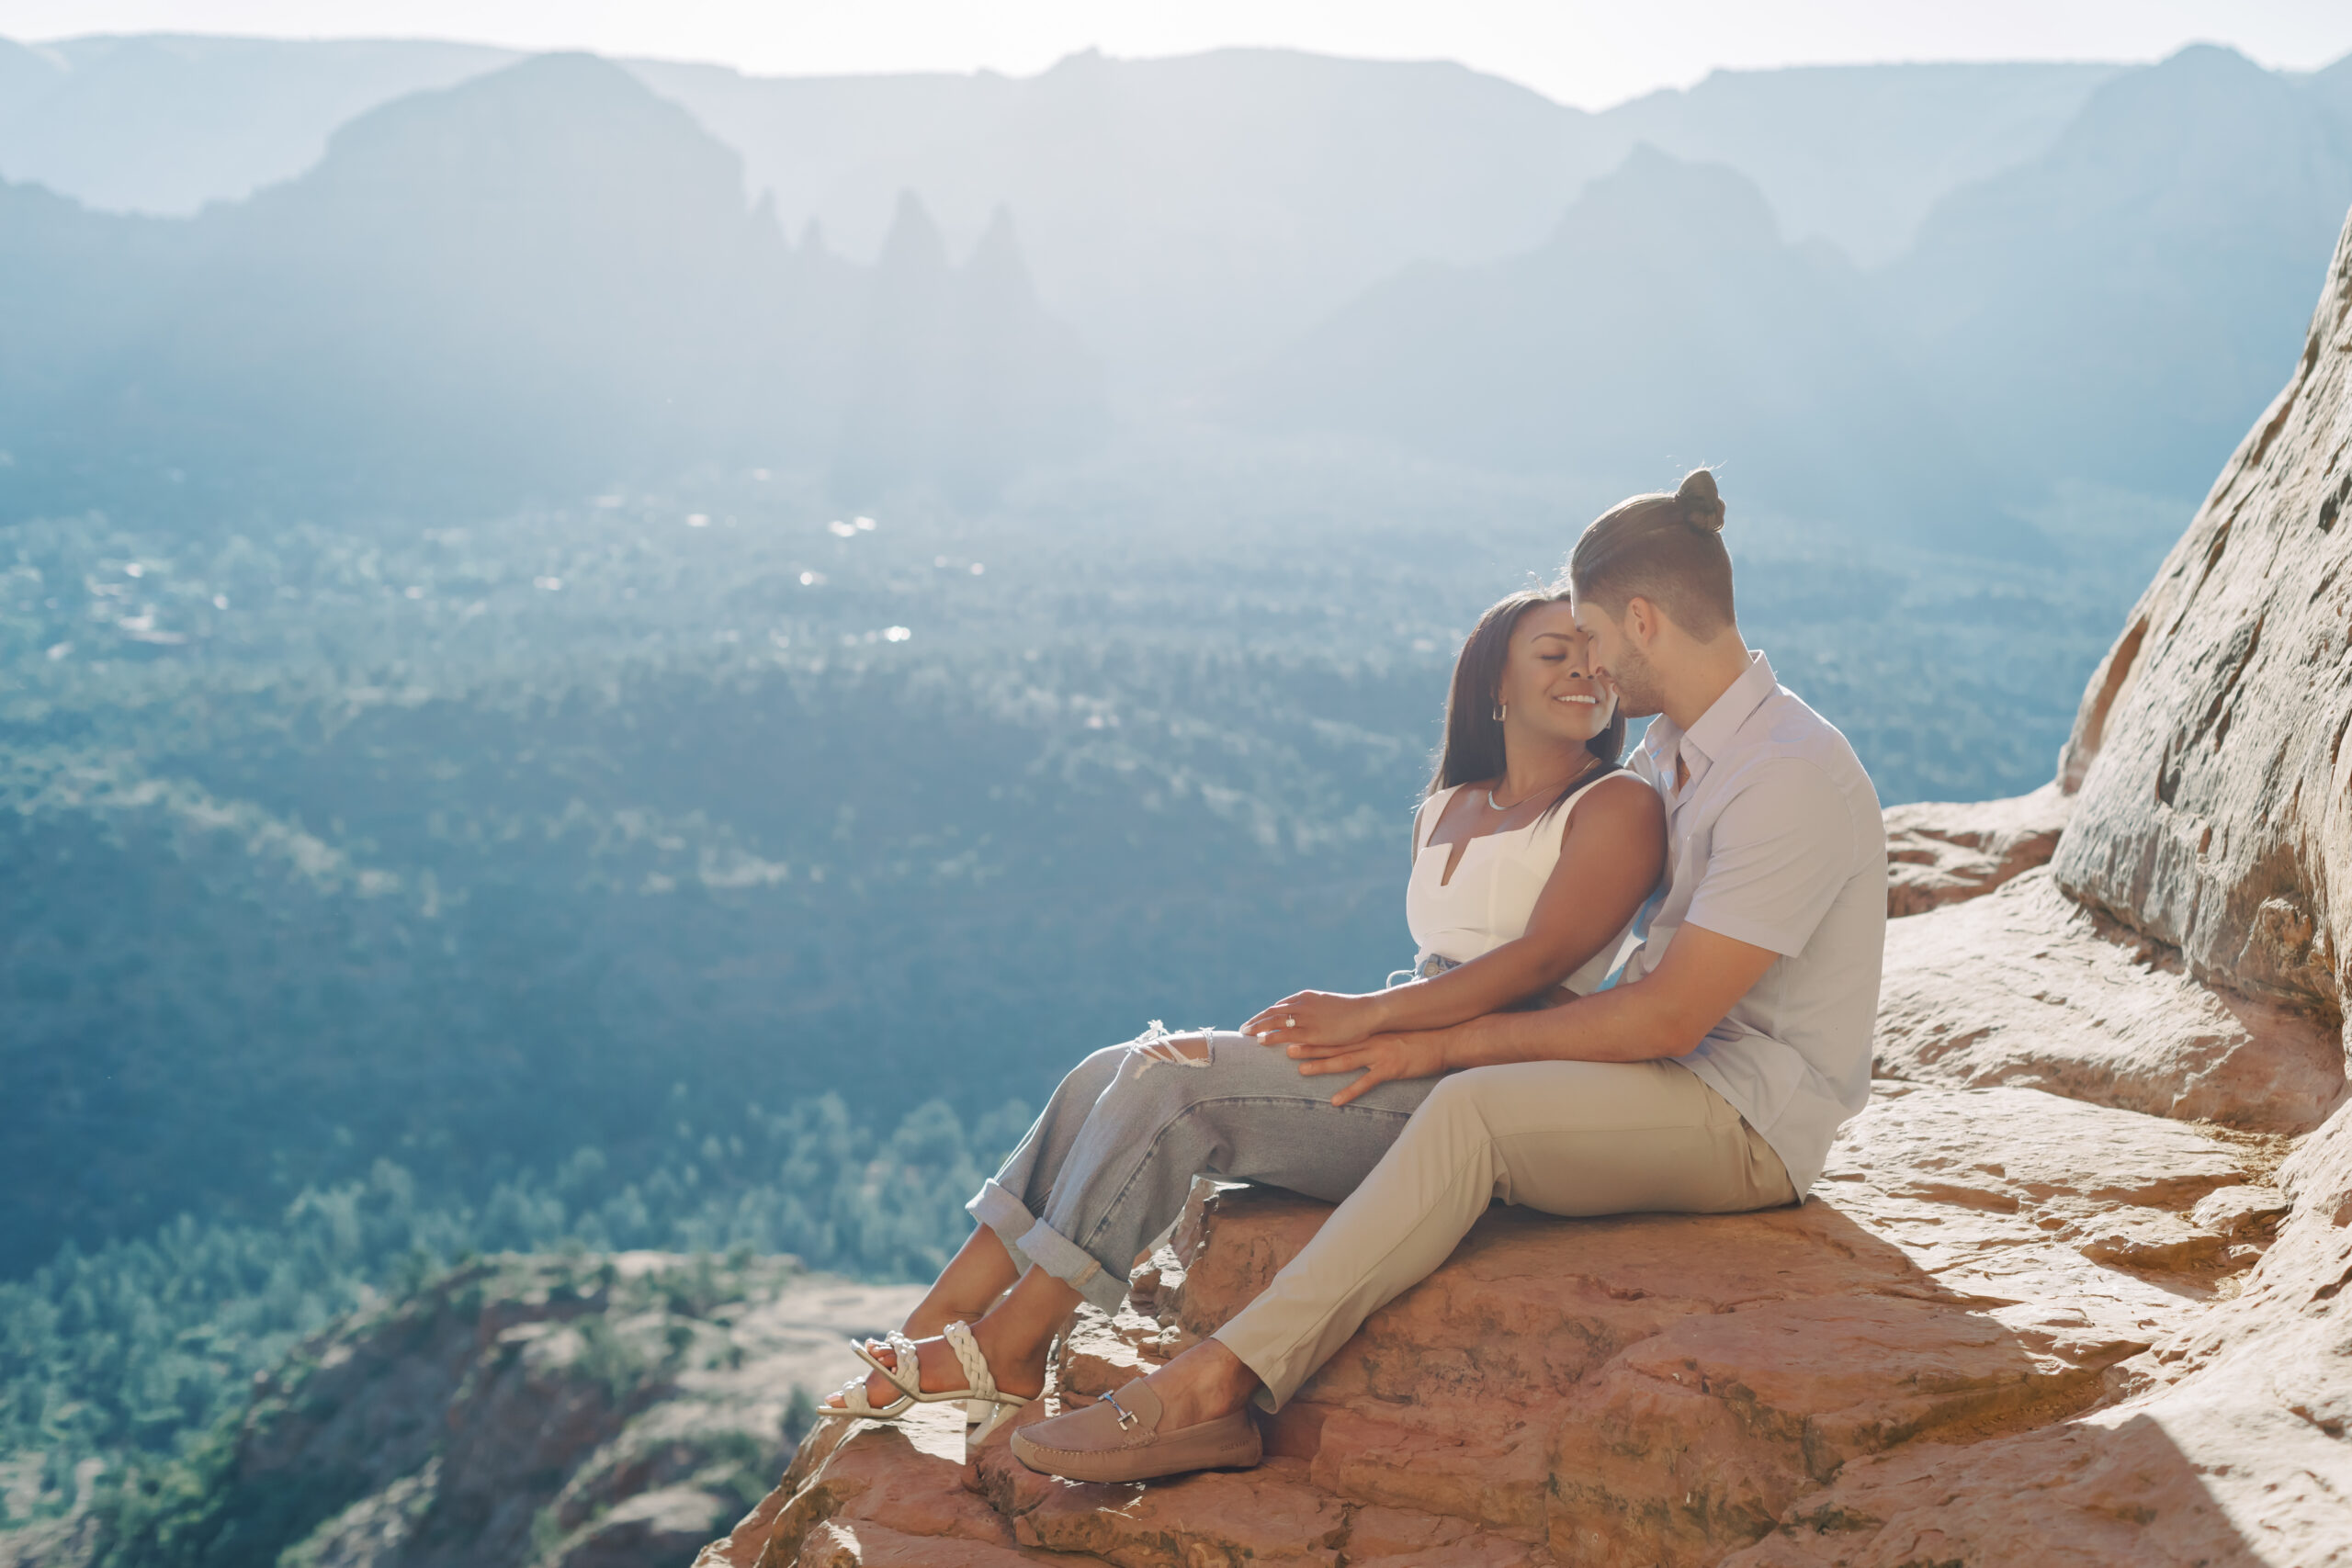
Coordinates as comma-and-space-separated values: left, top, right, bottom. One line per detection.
967, 1399, 1021, 1445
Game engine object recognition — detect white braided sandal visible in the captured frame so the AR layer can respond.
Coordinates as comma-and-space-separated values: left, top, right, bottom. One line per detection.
838, 1323, 1029, 1440
848, 1329, 919, 1387
941, 1319, 1030, 1443
831, 1329, 925, 1419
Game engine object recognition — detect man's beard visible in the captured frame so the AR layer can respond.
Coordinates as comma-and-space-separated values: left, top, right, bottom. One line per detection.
1605, 642, 1668, 718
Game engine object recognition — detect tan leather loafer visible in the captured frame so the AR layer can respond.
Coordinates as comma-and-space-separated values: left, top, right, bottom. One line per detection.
1009, 1378, 1261, 1483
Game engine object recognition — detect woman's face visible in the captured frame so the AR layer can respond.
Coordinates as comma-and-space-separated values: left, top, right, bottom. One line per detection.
1498, 602, 1617, 745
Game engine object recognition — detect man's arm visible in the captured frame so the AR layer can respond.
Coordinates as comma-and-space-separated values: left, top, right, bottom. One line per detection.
1245, 778, 1666, 1046
1299, 756, 1856, 1106
1295, 924, 1780, 1104
1433, 925, 1780, 1066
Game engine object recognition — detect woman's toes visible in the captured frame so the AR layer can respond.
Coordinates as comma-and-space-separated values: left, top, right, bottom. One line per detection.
825, 1366, 903, 1410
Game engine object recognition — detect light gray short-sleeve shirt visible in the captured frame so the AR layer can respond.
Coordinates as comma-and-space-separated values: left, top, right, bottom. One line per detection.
1614, 650, 1887, 1194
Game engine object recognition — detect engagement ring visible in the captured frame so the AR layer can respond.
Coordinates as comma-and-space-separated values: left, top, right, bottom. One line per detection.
1285, 1016, 1296, 1027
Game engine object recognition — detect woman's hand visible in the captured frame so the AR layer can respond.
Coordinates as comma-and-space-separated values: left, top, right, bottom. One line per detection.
1242, 990, 1390, 1050
1289, 1031, 1453, 1106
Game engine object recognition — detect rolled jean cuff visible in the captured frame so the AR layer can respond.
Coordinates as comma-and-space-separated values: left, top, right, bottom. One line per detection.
967, 1180, 1130, 1316
967, 1179, 1039, 1272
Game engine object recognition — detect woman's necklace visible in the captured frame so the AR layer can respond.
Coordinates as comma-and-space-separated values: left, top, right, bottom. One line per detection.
1487, 754, 1602, 815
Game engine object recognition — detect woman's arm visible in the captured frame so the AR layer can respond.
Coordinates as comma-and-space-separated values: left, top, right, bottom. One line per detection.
1245, 776, 1666, 1047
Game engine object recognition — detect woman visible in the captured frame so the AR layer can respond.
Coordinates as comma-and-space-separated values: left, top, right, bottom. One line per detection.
826, 588, 1667, 1440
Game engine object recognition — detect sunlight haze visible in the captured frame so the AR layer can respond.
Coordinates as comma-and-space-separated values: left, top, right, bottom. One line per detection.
3, 0, 2349, 105
7, 1, 2352, 1556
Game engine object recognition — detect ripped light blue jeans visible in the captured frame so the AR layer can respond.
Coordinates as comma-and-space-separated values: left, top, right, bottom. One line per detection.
967, 1023, 1445, 1314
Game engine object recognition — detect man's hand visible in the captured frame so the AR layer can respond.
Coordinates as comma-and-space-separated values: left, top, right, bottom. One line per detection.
1288, 1030, 1451, 1105
1242, 989, 1388, 1050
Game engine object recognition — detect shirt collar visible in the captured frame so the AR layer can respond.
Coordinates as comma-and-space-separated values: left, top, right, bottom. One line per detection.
1643, 649, 1778, 786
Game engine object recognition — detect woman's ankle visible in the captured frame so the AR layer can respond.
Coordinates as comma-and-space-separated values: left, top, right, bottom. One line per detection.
905, 1228, 1022, 1338
969, 1317, 1052, 1393
905, 1294, 1001, 1338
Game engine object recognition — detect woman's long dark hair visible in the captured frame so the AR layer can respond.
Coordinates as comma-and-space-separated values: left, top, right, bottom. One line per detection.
1426, 588, 1627, 813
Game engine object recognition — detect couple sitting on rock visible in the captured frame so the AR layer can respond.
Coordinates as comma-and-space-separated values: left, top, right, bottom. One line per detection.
827, 468, 1889, 1483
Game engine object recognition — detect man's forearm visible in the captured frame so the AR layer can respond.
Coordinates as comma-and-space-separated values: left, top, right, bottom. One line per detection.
1368, 942, 1578, 1037
1407, 925, 1778, 1072
1433, 984, 1690, 1069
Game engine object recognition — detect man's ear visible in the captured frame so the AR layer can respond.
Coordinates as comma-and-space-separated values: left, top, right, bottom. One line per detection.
1622, 594, 1661, 648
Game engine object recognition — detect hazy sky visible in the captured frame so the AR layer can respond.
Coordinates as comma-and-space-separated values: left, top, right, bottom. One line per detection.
6, 0, 2351, 108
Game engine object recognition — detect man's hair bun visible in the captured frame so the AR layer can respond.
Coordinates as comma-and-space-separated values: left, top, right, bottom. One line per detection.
1676, 468, 1726, 533
1570, 468, 1737, 636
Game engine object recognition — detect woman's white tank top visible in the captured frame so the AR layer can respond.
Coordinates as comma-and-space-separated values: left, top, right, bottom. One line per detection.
1406, 771, 1636, 997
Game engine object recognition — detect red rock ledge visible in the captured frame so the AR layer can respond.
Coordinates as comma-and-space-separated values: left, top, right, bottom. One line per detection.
695, 1065, 2348, 1566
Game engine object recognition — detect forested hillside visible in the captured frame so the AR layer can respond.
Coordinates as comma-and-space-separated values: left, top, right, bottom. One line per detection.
0, 445, 2165, 1254
0, 443, 2172, 1538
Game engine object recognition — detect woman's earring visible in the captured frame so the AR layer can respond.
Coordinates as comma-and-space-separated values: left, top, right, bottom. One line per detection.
1493, 701, 1507, 722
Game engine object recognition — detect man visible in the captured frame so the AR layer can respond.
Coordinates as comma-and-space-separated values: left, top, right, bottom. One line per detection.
1012, 468, 1888, 1483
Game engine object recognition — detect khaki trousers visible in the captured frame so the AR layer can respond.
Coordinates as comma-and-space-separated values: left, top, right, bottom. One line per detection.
1212, 1058, 1796, 1410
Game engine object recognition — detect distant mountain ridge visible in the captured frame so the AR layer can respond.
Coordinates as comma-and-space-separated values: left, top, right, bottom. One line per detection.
0, 52, 1101, 516
631, 48, 1604, 401
1885, 44, 2352, 500
1, 37, 2125, 401
1604, 61, 2122, 266
1215, 145, 2011, 547
0, 32, 513, 213
3, 34, 2350, 533
571, 50, 2143, 400
1216, 44, 2352, 539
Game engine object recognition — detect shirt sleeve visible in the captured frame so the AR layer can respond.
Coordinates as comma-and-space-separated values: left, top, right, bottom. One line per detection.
1683, 757, 1855, 958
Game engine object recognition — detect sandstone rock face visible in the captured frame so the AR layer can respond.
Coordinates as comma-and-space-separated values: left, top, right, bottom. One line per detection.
1735, 1086, 2352, 1568
1884, 780, 2072, 916
1875, 867, 2343, 1130
2051, 207, 2352, 1023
